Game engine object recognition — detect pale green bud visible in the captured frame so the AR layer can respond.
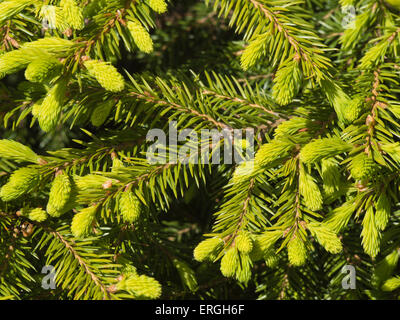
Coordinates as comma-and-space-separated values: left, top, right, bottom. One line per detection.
254, 139, 295, 168
324, 201, 356, 233
74, 174, 116, 191
0, 0, 32, 24
123, 274, 162, 299
84, 60, 125, 92
193, 237, 223, 262
111, 157, 124, 172
240, 36, 263, 71
71, 205, 97, 238
39, 5, 69, 31
274, 117, 311, 138
90, 100, 114, 127
0, 139, 40, 163
272, 58, 302, 106
22, 37, 77, 56
248, 236, 264, 261
47, 173, 72, 217
343, 96, 364, 123
24, 207, 48, 222
0, 167, 39, 201
375, 193, 390, 231
31, 99, 43, 118
0, 48, 46, 78
257, 230, 283, 253
148, 0, 167, 13
127, 20, 154, 54
121, 264, 138, 277
288, 236, 307, 267
307, 222, 342, 254
119, 191, 142, 223
60, 0, 84, 30
382, 277, 400, 291
321, 158, 341, 196
300, 137, 352, 164
361, 206, 380, 258
235, 231, 253, 254
37, 79, 67, 132
25, 57, 61, 83
235, 254, 252, 284
349, 153, 379, 180
320, 79, 350, 123
220, 247, 239, 278
299, 165, 323, 211
232, 160, 256, 184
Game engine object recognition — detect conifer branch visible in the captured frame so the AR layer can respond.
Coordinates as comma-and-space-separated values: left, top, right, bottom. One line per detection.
49, 229, 111, 299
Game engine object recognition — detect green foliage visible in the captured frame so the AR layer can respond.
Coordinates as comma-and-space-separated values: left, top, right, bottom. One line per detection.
299, 164, 323, 211
2, 0, 400, 301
